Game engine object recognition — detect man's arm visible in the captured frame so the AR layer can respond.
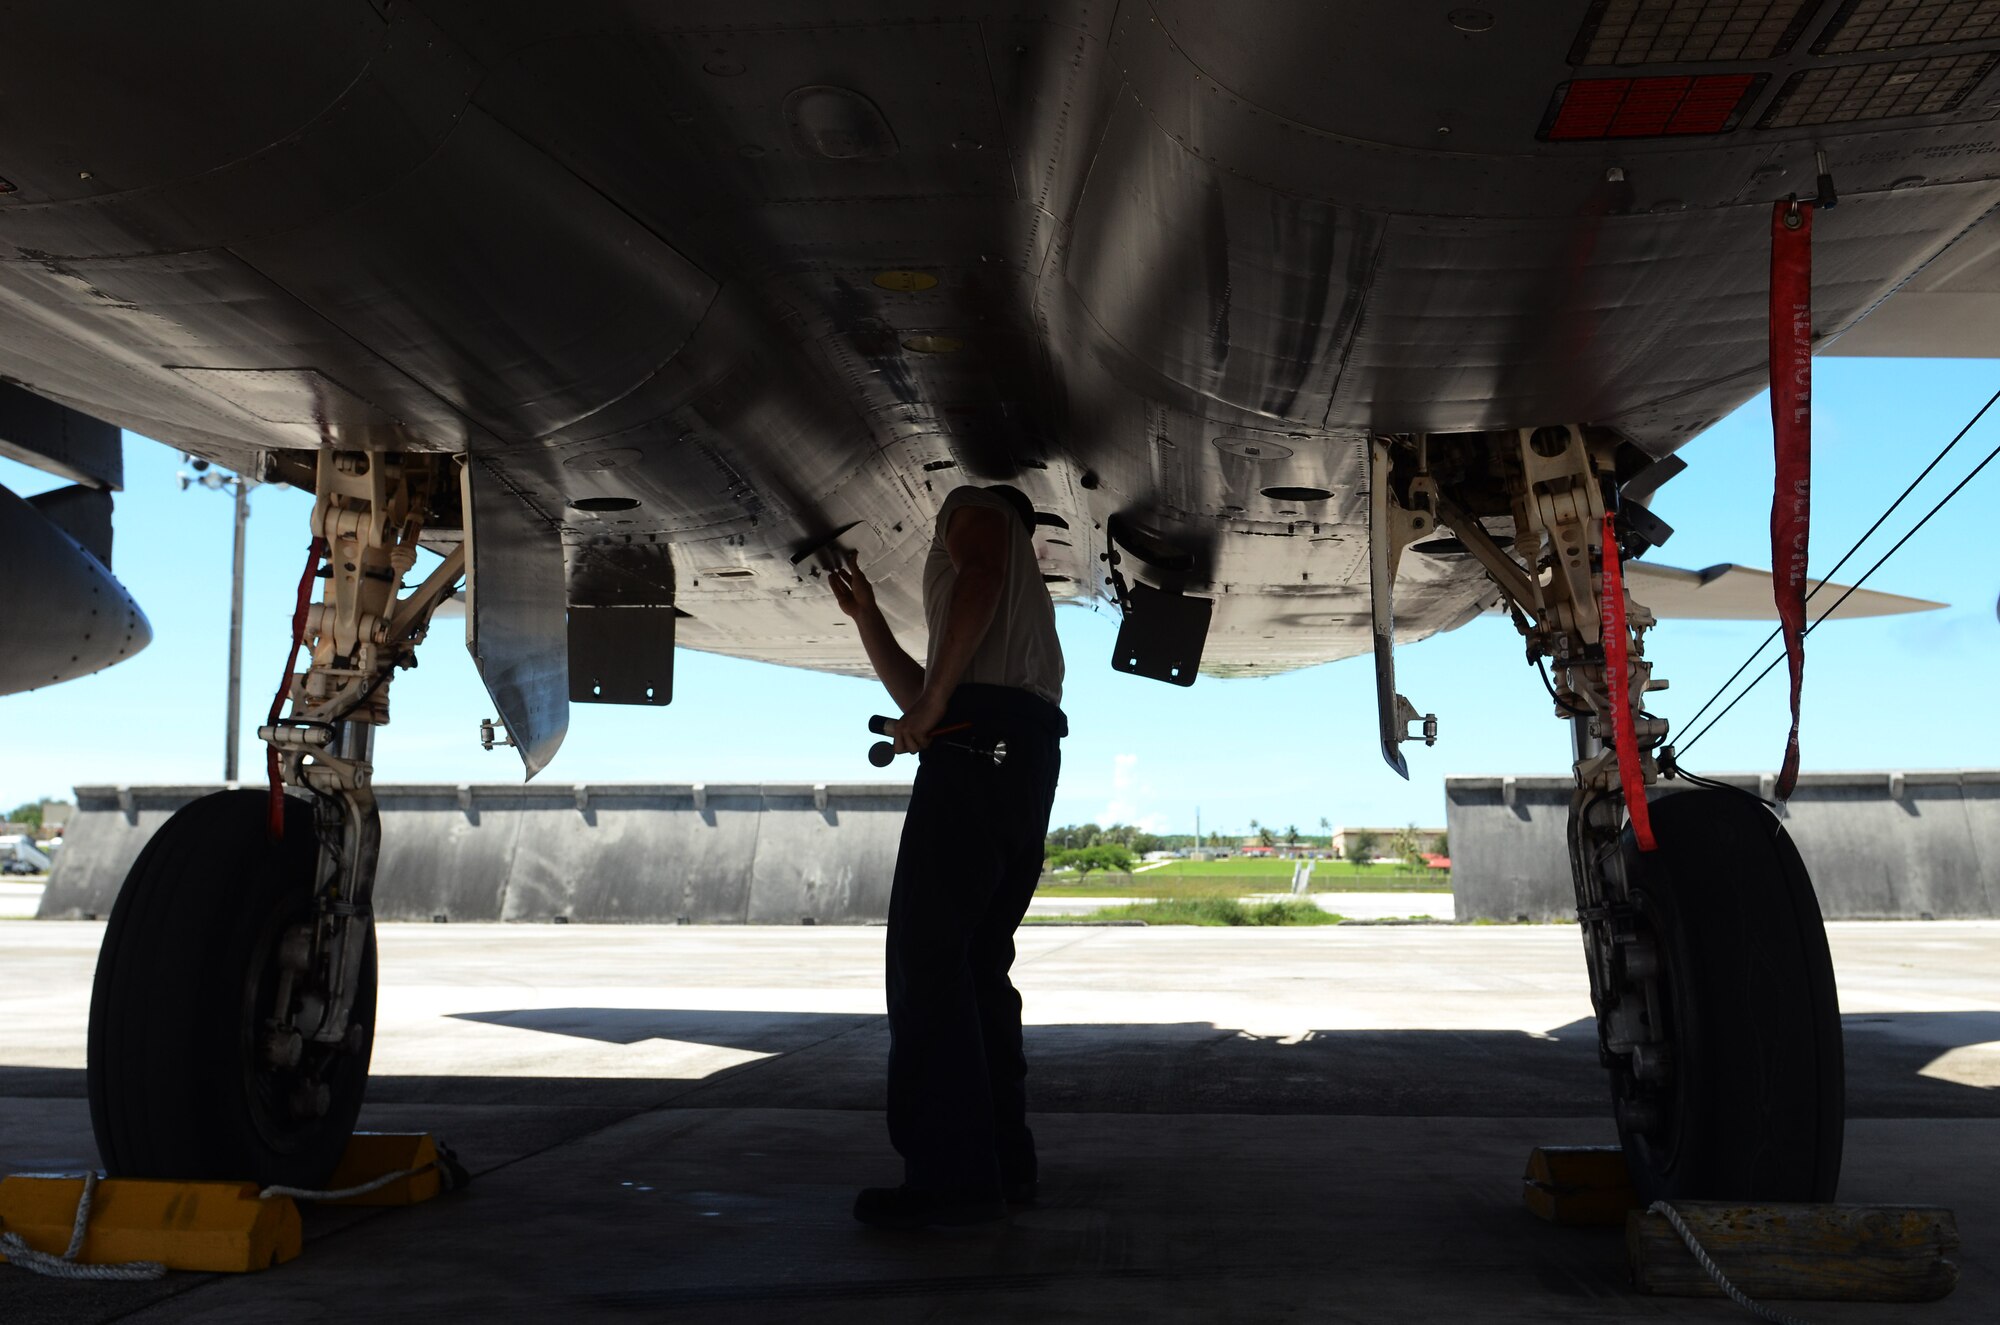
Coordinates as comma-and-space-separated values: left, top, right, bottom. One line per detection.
893, 503, 1007, 751
828, 550, 926, 711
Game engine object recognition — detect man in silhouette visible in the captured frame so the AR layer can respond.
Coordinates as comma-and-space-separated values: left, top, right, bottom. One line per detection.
830, 483, 1067, 1228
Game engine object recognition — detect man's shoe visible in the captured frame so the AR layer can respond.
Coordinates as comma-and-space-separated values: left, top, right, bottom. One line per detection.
853, 1184, 1007, 1229
1003, 1178, 1039, 1205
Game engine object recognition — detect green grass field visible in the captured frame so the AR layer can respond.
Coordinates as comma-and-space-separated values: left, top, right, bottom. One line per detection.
1136, 858, 1433, 879
1037, 858, 1447, 897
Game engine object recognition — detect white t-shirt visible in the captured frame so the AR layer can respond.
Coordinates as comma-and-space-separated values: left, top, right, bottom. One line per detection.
922, 487, 1065, 706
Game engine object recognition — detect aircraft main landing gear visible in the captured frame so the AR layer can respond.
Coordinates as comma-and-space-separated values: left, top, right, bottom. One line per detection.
1381, 426, 1844, 1202
88, 450, 461, 1186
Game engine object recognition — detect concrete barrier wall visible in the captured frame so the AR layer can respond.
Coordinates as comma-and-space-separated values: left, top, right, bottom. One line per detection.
1443, 777, 1575, 924
40, 782, 912, 924
1447, 771, 2000, 922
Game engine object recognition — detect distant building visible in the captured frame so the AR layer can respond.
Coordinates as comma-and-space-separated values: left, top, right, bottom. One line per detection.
1233, 835, 1322, 859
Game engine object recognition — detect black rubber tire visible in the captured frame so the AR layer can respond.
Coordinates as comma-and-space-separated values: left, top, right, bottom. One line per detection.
1614, 787, 1844, 1203
87, 789, 375, 1187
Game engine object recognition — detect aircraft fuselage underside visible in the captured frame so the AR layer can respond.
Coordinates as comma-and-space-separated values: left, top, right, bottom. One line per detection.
0, 0, 1992, 703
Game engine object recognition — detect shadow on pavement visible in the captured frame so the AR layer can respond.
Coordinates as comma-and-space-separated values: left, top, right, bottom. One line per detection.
7, 1009, 1994, 1117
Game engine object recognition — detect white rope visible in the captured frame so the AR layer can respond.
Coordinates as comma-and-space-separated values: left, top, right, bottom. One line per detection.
0, 1171, 166, 1282
1648, 1200, 1816, 1325
259, 1162, 431, 1203
4, 1143, 459, 1282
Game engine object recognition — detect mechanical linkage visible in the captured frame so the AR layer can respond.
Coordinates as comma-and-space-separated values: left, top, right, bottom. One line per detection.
1369, 425, 1677, 1140
253, 450, 461, 1107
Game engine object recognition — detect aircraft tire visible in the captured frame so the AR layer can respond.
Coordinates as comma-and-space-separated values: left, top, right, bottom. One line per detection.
88, 789, 375, 1187
1611, 786, 1844, 1204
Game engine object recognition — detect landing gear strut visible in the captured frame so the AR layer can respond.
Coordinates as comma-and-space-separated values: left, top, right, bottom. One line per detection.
88, 449, 460, 1185
1379, 426, 1843, 1201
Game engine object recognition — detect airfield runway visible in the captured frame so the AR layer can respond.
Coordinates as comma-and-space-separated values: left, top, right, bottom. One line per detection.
3, 918, 1997, 1322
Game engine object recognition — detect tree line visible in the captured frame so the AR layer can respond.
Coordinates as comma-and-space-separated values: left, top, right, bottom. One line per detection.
1045, 821, 1446, 870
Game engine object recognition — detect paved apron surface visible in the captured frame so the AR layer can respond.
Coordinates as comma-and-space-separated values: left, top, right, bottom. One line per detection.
3, 920, 1996, 1322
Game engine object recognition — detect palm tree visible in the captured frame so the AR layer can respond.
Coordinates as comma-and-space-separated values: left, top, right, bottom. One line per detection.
1391, 822, 1424, 866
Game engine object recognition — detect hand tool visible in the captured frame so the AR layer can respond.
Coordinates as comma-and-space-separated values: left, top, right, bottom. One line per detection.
866, 716, 1006, 767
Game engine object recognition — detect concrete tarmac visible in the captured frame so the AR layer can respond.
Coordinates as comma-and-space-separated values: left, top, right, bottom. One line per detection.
0, 880, 43, 919
3, 919, 1997, 1321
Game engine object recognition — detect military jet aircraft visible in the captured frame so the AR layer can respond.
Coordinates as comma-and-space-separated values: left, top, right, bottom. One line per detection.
0, 0, 1982, 1207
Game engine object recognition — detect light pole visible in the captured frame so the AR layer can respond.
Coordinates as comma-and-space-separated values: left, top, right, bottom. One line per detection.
179, 458, 255, 782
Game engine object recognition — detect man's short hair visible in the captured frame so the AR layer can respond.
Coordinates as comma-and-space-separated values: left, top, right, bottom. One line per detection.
984, 484, 1036, 532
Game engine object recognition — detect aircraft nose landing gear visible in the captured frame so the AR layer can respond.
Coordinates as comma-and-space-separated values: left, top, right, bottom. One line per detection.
89, 789, 380, 1186
87, 450, 459, 1187
1380, 425, 1844, 1203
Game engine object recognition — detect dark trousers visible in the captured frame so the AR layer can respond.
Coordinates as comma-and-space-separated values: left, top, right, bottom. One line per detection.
885, 684, 1064, 1192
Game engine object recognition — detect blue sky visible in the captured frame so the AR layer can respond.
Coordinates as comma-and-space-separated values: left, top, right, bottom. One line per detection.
3, 357, 1994, 837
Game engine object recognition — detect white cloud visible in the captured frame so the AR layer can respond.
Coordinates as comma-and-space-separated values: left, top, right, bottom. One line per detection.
1095, 752, 1170, 833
